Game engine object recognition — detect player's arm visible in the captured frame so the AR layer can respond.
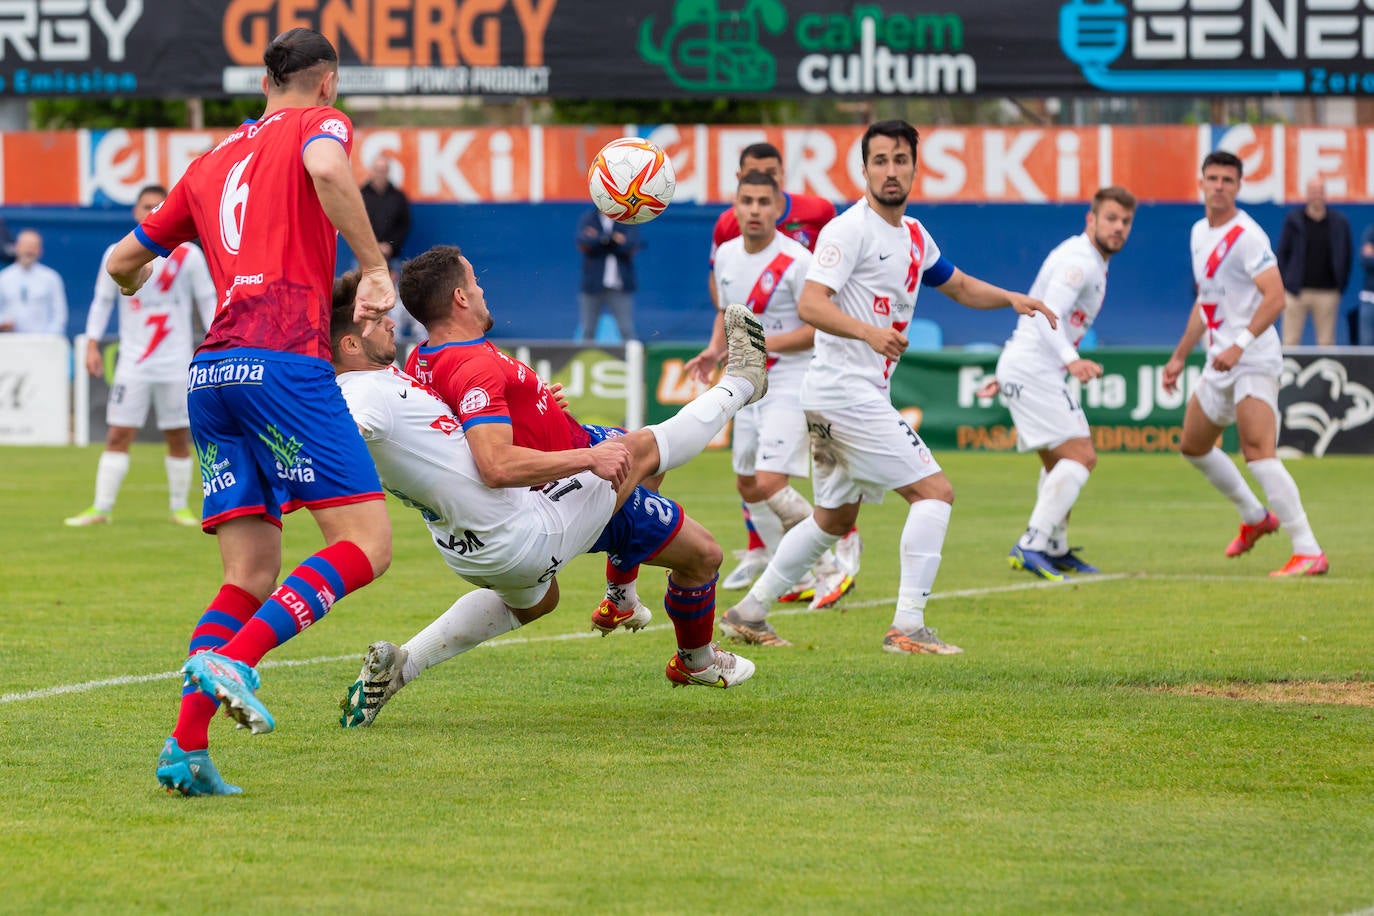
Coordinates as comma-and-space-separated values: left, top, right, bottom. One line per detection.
302, 136, 393, 322
936, 268, 1058, 327
1026, 265, 1100, 382
109, 181, 196, 295
464, 422, 630, 490
799, 279, 906, 361
767, 324, 815, 353
1162, 300, 1208, 393
106, 235, 158, 296
1211, 266, 1285, 373
84, 258, 119, 376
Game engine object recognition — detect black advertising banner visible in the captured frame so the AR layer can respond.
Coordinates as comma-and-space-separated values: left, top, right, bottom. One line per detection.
1278, 351, 1374, 457
1, 1, 1371, 99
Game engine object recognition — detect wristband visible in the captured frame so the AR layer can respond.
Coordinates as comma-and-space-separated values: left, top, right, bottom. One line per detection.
1234, 329, 1255, 351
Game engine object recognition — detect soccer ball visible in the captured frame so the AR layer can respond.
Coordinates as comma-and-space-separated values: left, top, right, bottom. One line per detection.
587, 137, 676, 225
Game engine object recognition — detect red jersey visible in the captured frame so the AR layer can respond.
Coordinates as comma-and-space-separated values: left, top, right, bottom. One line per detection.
405, 338, 590, 451
710, 191, 836, 266
137, 107, 353, 361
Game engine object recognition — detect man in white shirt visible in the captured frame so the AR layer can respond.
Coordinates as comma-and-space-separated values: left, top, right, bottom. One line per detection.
0, 229, 67, 335
720, 120, 1057, 655
994, 186, 1137, 580
1162, 151, 1327, 577
330, 276, 771, 725
65, 185, 218, 528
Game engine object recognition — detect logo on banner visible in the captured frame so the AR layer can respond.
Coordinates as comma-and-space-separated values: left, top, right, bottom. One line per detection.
1280, 357, 1374, 457
639, 0, 787, 91
1057, 0, 1373, 95
0, 0, 143, 95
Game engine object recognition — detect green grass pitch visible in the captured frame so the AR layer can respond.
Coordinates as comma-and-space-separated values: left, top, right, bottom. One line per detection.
2, 444, 1371, 914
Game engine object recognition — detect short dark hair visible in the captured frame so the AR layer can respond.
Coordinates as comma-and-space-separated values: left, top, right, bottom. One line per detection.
330, 270, 362, 356
861, 120, 919, 165
264, 28, 338, 90
737, 169, 779, 194
738, 142, 782, 167
136, 184, 167, 200
1091, 185, 1137, 213
1201, 150, 1243, 178
398, 245, 469, 329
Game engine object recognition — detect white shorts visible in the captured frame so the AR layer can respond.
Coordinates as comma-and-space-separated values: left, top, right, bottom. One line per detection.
996, 368, 1089, 452
731, 384, 810, 478
1195, 368, 1280, 429
804, 398, 943, 508
430, 470, 617, 609
106, 376, 189, 430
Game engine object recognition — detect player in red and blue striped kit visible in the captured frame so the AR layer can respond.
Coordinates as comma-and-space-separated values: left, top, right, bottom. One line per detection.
106, 29, 396, 796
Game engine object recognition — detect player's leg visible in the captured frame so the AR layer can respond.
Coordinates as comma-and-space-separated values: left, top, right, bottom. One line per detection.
66, 375, 149, 525
882, 471, 962, 656
1233, 384, 1327, 576
1014, 439, 1097, 577
1179, 386, 1276, 556
721, 406, 774, 589
154, 379, 198, 526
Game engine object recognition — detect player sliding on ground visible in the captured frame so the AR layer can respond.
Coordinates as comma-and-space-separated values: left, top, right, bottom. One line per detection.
329, 263, 770, 727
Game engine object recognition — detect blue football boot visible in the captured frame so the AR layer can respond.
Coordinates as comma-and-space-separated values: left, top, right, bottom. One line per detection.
183, 651, 275, 734
1050, 549, 1100, 575
156, 737, 242, 796
1008, 544, 1065, 582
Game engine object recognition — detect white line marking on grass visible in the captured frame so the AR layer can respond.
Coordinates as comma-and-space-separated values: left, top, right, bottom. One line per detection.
0, 571, 1348, 705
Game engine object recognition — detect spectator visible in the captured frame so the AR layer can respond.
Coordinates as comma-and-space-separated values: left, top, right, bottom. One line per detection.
1359, 221, 1374, 346
361, 154, 410, 273
0, 229, 67, 335
576, 206, 641, 342
1276, 178, 1351, 346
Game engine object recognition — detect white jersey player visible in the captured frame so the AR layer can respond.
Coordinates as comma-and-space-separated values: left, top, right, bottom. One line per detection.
1162, 151, 1326, 577
331, 276, 772, 725
996, 187, 1137, 581
65, 184, 217, 528
720, 119, 1058, 655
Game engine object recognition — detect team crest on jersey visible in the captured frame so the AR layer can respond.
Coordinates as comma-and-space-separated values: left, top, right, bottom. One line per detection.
873, 296, 891, 316
759, 271, 776, 293
320, 118, 349, 141
1062, 266, 1085, 289
430, 415, 460, 435
816, 243, 842, 269
460, 387, 490, 413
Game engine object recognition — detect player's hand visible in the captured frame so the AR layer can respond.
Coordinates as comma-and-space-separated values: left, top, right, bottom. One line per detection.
976, 378, 1000, 399
548, 382, 570, 411
588, 440, 632, 489
1161, 356, 1185, 394
1211, 344, 1242, 373
1066, 358, 1103, 383
1011, 293, 1058, 329
683, 348, 723, 384
865, 326, 908, 361
84, 342, 104, 377
354, 266, 397, 333
117, 263, 155, 297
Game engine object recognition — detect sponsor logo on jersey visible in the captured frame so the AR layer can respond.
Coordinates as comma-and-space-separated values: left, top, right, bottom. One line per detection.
188, 358, 266, 390
873, 296, 891, 316
258, 423, 315, 483
435, 529, 485, 556
460, 387, 490, 413
430, 415, 461, 435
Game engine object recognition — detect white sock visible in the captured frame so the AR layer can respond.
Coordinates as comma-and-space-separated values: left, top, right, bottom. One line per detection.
741, 517, 839, 618
744, 499, 784, 554
1247, 458, 1322, 555
165, 455, 193, 512
93, 451, 130, 513
1184, 449, 1266, 525
893, 500, 951, 633
605, 576, 640, 610
765, 485, 813, 531
400, 589, 521, 682
649, 376, 754, 475
1020, 460, 1090, 552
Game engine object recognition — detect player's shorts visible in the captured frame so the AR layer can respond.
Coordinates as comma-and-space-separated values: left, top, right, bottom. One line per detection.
1195, 367, 1280, 429
804, 397, 943, 508
731, 384, 809, 478
188, 348, 383, 532
995, 364, 1090, 452
106, 374, 189, 430
433, 469, 619, 609
581, 422, 686, 568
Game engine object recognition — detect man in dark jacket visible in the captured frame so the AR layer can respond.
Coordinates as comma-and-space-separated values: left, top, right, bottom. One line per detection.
575, 206, 642, 342
361, 155, 410, 273
1275, 178, 1351, 346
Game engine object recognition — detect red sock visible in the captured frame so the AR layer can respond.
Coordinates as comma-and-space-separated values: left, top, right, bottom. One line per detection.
664, 574, 717, 652
172, 584, 260, 751
220, 541, 375, 667
605, 559, 638, 586
743, 502, 766, 551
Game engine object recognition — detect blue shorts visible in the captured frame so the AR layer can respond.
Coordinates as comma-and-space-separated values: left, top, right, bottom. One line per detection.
188, 348, 383, 531
582, 423, 683, 569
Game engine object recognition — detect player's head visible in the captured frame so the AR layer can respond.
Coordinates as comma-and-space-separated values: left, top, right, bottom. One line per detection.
737, 142, 784, 184
263, 28, 339, 104
14, 229, 41, 266
860, 120, 919, 209
1086, 185, 1137, 257
1199, 150, 1243, 216
734, 170, 783, 243
399, 245, 493, 334
330, 270, 397, 370
133, 184, 166, 222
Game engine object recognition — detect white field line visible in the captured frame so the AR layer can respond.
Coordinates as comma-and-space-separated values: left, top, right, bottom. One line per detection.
0, 571, 1351, 705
